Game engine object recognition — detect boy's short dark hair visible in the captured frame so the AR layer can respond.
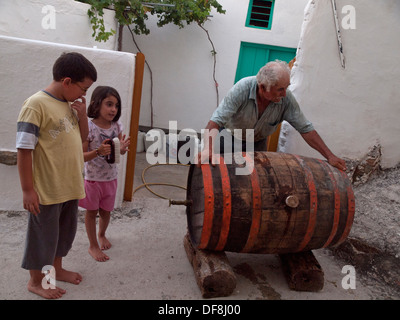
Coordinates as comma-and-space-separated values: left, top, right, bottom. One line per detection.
53, 52, 97, 82
87, 86, 122, 122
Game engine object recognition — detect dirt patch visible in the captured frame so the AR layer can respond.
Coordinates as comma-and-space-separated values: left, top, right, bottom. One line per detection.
233, 262, 282, 300
332, 238, 400, 297
331, 164, 400, 299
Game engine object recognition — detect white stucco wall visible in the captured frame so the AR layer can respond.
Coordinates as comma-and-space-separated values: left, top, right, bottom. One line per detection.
122, 0, 309, 132
0, 35, 135, 210
282, 0, 400, 168
0, 0, 117, 50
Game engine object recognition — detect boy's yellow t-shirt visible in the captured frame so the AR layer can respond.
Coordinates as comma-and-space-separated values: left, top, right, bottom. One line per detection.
16, 91, 85, 205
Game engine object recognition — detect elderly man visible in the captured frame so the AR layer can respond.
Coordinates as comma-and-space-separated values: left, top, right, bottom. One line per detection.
197, 60, 346, 171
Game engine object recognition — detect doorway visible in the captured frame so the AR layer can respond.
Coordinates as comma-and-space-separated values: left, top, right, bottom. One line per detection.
235, 42, 296, 83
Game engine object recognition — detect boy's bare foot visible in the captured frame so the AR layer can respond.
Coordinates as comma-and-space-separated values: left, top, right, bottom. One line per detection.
56, 268, 83, 284
89, 246, 109, 262
28, 279, 66, 299
98, 235, 112, 250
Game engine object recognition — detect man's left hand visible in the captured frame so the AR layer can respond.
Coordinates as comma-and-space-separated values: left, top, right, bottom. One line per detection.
327, 155, 347, 171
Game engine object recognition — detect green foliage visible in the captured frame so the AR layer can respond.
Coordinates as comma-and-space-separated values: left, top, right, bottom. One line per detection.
77, 0, 225, 42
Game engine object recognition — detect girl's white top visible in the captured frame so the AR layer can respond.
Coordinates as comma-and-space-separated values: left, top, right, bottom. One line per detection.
84, 119, 122, 181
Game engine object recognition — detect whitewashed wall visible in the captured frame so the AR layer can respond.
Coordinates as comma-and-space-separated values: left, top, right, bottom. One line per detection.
0, 0, 117, 50
122, 0, 309, 132
0, 0, 128, 211
282, 0, 400, 168
0, 36, 135, 210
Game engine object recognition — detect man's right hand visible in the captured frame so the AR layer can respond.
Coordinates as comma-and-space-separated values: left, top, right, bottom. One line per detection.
196, 149, 220, 167
196, 120, 221, 167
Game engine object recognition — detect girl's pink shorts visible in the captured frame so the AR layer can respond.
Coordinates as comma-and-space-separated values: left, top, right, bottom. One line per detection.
79, 179, 117, 212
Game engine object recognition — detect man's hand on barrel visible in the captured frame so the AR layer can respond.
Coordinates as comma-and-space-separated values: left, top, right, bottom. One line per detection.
196, 120, 221, 167
196, 148, 220, 167
300, 130, 347, 172
327, 155, 347, 171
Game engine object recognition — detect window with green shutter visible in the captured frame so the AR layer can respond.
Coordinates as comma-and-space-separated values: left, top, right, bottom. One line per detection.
246, 0, 275, 30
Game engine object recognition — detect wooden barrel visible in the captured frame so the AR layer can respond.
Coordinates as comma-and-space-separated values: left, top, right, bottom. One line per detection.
186, 152, 355, 254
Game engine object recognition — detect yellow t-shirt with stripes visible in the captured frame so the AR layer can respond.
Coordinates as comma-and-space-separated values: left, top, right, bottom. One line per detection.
16, 90, 85, 205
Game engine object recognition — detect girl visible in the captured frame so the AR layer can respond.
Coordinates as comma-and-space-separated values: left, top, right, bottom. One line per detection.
79, 86, 130, 262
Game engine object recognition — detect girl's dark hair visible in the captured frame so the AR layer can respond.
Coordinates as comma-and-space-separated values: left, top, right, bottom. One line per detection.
87, 86, 122, 122
53, 52, 97, 82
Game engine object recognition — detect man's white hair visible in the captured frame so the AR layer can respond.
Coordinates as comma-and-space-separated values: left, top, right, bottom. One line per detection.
256, 60, 290, 92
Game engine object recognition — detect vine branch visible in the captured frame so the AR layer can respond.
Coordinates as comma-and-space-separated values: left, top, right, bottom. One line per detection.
79, 0, 226, 125
198, 22, 219, 107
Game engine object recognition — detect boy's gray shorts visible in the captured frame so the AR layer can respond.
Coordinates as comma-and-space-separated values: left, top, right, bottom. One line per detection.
21, 200, 79, 270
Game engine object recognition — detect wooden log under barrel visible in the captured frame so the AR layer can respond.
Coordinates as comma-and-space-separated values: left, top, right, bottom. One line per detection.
185, 151, 355, 254
183, 233, 236, 298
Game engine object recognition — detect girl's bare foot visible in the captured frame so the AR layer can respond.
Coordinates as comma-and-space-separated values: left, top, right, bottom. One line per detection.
98, 235, 112, 250
88, 246, 109, 262
56, 268, 83, 284
27, 279, 66, 299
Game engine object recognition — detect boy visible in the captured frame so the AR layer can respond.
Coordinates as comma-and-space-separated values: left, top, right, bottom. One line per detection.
16, 52, 97, 299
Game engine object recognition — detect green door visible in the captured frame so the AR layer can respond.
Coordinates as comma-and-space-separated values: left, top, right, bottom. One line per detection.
234, 42, 296, 83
